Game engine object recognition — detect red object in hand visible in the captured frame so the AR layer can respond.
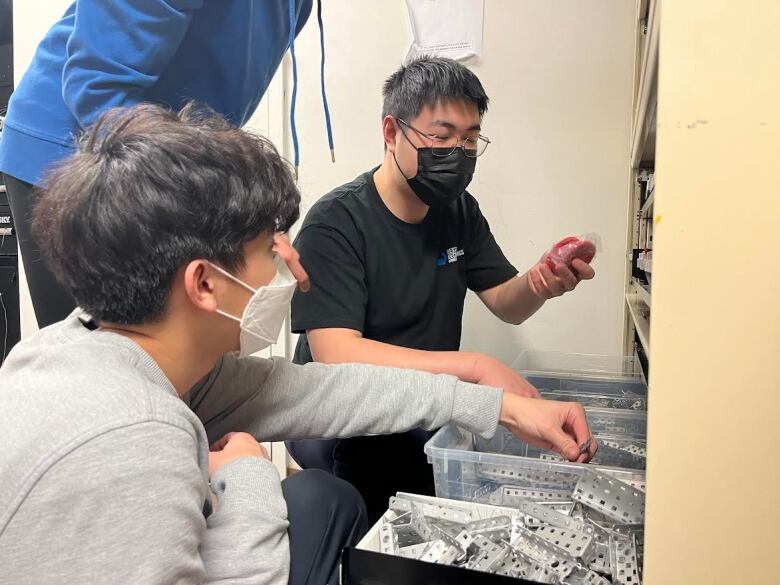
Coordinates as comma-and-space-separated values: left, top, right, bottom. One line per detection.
545, 237, 597, 271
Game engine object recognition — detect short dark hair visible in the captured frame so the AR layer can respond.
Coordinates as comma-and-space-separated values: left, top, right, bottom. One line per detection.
382, 57, 489, 120
33, 103, 300, 325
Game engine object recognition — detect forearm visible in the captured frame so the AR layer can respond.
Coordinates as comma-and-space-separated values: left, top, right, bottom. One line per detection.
196, 356, 502, 444
488, 272, 545, 325
264, 359, 502, 441
311, 331, 483, 383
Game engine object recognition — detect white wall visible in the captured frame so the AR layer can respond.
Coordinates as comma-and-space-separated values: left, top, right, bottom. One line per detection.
286, 0, 636, 363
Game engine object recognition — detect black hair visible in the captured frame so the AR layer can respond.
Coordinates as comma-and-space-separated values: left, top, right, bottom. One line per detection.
32, 102, 300, 325
382, 56, 489, 120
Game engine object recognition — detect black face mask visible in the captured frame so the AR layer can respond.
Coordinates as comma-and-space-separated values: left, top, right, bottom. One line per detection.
394, 147, 477, 208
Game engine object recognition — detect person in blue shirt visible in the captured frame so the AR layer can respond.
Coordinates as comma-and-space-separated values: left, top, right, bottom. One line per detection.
0, 0, 319, 327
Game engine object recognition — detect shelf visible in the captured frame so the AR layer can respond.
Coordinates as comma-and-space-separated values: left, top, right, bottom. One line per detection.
631, 0, 659, 168
625, 293, 651, 358
631, 278, 652, 308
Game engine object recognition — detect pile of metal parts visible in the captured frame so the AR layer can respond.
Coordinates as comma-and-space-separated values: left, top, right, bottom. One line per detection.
476, 413, 648, 472
538, 440, 647, 471
378, 469, 644, 584
540, 390, 647, 411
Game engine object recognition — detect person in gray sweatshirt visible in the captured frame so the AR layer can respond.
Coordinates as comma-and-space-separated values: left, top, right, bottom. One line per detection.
0, 103, 596, 585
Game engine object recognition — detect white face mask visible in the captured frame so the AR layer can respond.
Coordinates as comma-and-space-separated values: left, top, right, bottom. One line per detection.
209, 256, 298, 358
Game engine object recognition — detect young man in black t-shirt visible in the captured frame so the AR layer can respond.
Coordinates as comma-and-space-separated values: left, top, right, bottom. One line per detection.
289, 57, 596, 521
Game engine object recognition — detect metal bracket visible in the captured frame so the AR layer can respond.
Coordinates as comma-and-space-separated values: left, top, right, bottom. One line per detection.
541, 501, 577, 515
589, 541, 611, 574
419, 540, 452, 564
397, 542, 429, 560
534, 524, 595, 561
513, 548, 569, 584
572, 469, 646, 525
493, 554, 527, 578
491, 484, 574, 506
468, 537, 511, 573
564, 566, 612, 585
379, 521, 398, 555
393, 525, 424, 548
463, 516, 512, 542
586, 412, 646, 437
389, 508, 425, 548
509, 525, 576, 579
609, 534, 641, 584
590, 442, 646, 470
621, 443, 647, 458
512, 549, 561, 584
429, 522, 470, 554
389, 495, 475, 524
479, 463, 580, 490
410, 508, 435, 541
515, 500, 592, 534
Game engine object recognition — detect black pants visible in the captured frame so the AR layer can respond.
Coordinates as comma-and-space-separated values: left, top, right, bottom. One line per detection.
287, 429, 436, 525
283, 469, 368, 585
2, 174, 76, 327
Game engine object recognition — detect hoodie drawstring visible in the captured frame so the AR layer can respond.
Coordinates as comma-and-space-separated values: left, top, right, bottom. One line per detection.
288, 0, 335, 179
317, 0, 335, 163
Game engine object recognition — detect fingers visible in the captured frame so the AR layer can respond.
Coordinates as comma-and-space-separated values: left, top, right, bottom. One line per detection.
533, 259, 594, 300
210, 431, 257, 451
208, 433, 268, 477
561, 402, 594, 462
543, 423, 581, 461
564, 402, 591, 444
273, 233, 311, 292
573, 434, 598, 463
210, 432, 237, 452
571, 259, 596, 281
539, 402, 594, 462
501, 396, 596, 463
538, 263, 566, 296
553, 264, 578, 292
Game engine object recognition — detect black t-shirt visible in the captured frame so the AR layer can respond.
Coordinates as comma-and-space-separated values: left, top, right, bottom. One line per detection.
292, 169, 518, 364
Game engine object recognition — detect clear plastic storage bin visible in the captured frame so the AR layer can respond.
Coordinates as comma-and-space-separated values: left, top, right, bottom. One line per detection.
424, 423, 647, 505
513, 350, 648, 410
512, 350, 645, 379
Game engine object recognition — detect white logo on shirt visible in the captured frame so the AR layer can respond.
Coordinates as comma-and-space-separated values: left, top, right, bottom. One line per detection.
446, 246, 464, 264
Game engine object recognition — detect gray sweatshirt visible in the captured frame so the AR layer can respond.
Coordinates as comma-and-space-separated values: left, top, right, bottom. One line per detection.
0, 312, 502, 584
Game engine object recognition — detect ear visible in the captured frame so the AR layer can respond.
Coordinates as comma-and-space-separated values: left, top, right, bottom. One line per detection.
183, 260, 219, 312
382, 115, 400, 152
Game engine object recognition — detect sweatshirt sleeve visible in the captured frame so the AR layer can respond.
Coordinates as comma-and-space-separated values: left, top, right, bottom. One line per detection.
0, 420, 290, 585
203, 457, 290, 585
189, 355, 503, 445
62, 0, 204, 129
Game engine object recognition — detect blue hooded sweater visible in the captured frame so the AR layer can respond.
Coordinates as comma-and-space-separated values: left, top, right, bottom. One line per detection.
0, 0, 313, 186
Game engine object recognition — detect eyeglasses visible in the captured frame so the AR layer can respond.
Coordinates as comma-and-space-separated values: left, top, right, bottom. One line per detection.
397, 118, 491, 158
